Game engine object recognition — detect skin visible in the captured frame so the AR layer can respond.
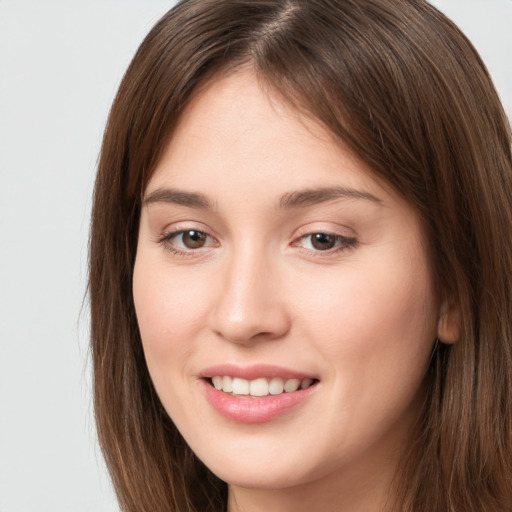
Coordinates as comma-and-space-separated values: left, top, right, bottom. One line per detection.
133, 69, 458, 512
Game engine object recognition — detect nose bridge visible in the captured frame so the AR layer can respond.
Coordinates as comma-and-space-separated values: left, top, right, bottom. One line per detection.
209, 239, 289, 344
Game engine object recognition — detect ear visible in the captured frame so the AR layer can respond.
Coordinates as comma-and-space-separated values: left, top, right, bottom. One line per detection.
437, 299, 460, 344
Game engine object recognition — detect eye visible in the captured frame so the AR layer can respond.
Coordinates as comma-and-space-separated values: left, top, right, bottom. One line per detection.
176, 230, 209, 249
306, 233, 337, 251
298, 232, 357, 252
159, 229, 217, 253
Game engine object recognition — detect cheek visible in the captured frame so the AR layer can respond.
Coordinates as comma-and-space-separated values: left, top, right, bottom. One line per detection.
289, 259, 438, 459
295, 250, 438, 385
132, 255, 206, 370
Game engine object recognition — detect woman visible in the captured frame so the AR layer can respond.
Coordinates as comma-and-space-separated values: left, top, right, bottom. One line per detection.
89, 1, 512, 511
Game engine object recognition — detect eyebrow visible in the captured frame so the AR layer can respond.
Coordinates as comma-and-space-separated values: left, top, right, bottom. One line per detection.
143, 185, 382, 210
278, 186, 383, 209
144, 188, 213, 209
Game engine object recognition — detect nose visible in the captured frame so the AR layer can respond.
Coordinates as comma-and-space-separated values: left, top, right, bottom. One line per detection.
208, 245, 291, 345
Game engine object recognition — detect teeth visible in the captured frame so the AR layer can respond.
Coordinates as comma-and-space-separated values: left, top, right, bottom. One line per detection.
249, 378, 269, 397
222, 376, 233, 392
269, 377, 284, 395
212, 376, 223, 390
284, 378, 300, 392
210, 376, 315, 397
300, 378, 313, 389
232, 377, 249, 395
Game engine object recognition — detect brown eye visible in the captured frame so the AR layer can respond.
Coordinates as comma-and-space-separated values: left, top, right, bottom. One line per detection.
158, 228, 217, 255
297, 232, 357, 253
181, 230, 207, 249
310, 233, 337, 250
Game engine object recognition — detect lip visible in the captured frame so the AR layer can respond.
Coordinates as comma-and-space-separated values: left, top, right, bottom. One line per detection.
199, 364, 318, 424
200, 363, 315, 381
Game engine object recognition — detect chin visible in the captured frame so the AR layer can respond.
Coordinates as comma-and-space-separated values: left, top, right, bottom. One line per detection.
211, 462, 313, 491
191, 436, 332, 492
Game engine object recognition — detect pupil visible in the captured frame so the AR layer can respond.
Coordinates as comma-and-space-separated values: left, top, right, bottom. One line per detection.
311, 233, 335, 250
183, 230, 206, 249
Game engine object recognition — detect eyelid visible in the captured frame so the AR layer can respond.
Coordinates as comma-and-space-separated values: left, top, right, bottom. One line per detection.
292, 223, 356, 241
163, 229, 216, 245
156, 224, 219, 256
154, 222, 357, 257
293, 232, 357, 249
156, 220, 219, 242
291, 225, 358, 254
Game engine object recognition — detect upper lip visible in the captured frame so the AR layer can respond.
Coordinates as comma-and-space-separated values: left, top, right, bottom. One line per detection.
200, 363, 316, 381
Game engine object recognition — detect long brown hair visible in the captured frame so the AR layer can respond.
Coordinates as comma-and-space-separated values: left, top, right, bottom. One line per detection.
89, 1, 512, 510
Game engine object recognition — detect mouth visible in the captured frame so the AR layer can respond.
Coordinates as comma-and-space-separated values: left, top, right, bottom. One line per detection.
208, 376, 317, 397
200, 364, 319, 422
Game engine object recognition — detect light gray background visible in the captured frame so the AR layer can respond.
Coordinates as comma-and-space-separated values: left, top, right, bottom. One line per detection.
0, 1, 510, 511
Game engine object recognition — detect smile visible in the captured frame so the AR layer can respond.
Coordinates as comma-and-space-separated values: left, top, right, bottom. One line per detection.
199, 364, 319, 422
210, 376, 315, 397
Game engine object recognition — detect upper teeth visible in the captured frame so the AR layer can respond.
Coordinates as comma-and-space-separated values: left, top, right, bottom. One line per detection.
211, 376, 314, 397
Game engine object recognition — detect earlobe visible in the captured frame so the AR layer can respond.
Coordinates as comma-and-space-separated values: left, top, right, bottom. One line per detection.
437, 300, 460, 344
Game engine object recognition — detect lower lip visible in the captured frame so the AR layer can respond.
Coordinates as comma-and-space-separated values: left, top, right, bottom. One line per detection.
200, 379, 317, 423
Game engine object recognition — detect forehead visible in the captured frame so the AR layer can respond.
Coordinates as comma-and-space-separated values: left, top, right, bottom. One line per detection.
148, 68, 385, 198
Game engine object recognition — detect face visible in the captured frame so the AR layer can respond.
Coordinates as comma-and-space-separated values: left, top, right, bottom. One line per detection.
133, 69, 446, 503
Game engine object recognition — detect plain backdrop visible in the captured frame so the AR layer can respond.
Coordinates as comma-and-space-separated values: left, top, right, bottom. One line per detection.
0, 1, 510, 511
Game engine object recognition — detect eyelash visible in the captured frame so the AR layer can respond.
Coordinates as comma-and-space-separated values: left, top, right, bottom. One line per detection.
157, 229, 358, 257
157, 229, 217, 257
294, 232, 358, 256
